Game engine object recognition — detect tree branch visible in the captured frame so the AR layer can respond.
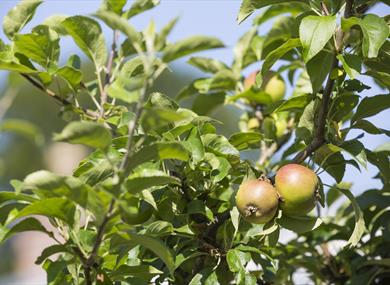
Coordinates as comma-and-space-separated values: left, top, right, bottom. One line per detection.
293, 0, 354, 164
21, 74, 98, 119
292, 55, 338, 163
345, 0, 354, 18
82, 72, 153, 282
86, 199, 115, 268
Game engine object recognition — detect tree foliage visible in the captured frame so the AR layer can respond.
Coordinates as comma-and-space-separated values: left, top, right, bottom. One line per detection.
0, 0, 389, 284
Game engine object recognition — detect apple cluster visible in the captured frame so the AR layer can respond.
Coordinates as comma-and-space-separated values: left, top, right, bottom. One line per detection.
236, 164, 319, 224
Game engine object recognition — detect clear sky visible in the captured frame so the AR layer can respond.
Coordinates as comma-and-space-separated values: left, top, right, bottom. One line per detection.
0, 0, 389, 193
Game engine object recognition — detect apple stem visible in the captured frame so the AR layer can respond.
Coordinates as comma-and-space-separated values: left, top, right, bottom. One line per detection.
258, 174, 271, 184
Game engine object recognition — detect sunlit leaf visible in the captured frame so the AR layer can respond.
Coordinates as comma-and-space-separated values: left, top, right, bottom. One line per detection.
54, 121, 112, 149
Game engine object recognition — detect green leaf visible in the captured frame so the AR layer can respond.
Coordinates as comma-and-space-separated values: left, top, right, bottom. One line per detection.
42, 15, 68, 35
229, 132, 263, 151
226, 249, 245, 272
188, 200, 214, 221
273, 94, 311, 113
340, 140, 367, 169
183, 127, 205, 163
296, 99, 316, 144
330, 94, 360, 122
278, 215, 322, 233
127, 233, 175, 275
3, 0, 43, 39
56, 66, 83, 89
23, 170, 107, 223
16, 198, 76, 226
0, 192, 36, 204
1, 217, 50, 243
35, 244, 70, 265
337, 54, 362, 79
230, 207, 240, 233
94, 10, 141, 47
125, 169, 180, 194
334, 186, 366, 247
326, 182, 351, 207
261, 38, 301, 76
192, 93, 225, 116
145, 221, 174, 237
237, 0, 309, 24
156, 17, 179, 51
163, 36, 224, 62
351, 120, 390, 136
188, 57, 229, 74
306, 51, 334, 93
0, 61, 37, 73
202, 134, 240, 161
253, 3, 310, 26
111, 265, 163, 280
107, 78, 141, 104
193, 70, 237, 93
14, 30, 59, 67
62, 16, 107, 69
125, 0, 160, 19
342, 14, 389, 58
299, 15, 336, 62
233, 27, 257, 73
0, 119, 44, 145
101, 0, 127, 15
54, 121, 112, 149
204, 153, 231, 183
352, 94, 390, 123
126, 142, 189, 173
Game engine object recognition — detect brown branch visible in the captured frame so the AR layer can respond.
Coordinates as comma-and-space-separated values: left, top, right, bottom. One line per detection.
86, 199, 115, 268
292, 55, 338, 164
344, 0, 354, 18
22, 74, 71, 106
21, 74, 99, 119
81, 74, 152, 282
293, 0, 355, 164
320, 2, 330, 16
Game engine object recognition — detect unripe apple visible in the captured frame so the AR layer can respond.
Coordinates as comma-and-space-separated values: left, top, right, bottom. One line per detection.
275, 164, 318, 216
263, 72, 286, 102
235, 179, 279, 224
273, 112, 289, 139
247, 117, 260, 130
244, 70, 286, 102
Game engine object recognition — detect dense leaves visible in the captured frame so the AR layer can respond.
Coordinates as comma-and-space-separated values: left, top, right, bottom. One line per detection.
0, 0, 389, 284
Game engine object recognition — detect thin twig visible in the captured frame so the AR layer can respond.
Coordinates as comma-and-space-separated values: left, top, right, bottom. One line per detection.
86, 199, 115, 268
119, 85, 150, 172
100, 30, 119, 116
258, 142, 277, 166
20, 74, 99, 119
321, 2, 330, 16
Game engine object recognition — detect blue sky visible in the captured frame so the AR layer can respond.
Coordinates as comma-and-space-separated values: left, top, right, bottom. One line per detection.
0, 1, 389, 193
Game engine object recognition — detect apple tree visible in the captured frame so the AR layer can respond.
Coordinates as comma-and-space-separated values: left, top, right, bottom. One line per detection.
0, 0, 389, 284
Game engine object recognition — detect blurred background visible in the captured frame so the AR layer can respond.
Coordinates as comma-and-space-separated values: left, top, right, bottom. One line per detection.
0, 0, 388, 283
